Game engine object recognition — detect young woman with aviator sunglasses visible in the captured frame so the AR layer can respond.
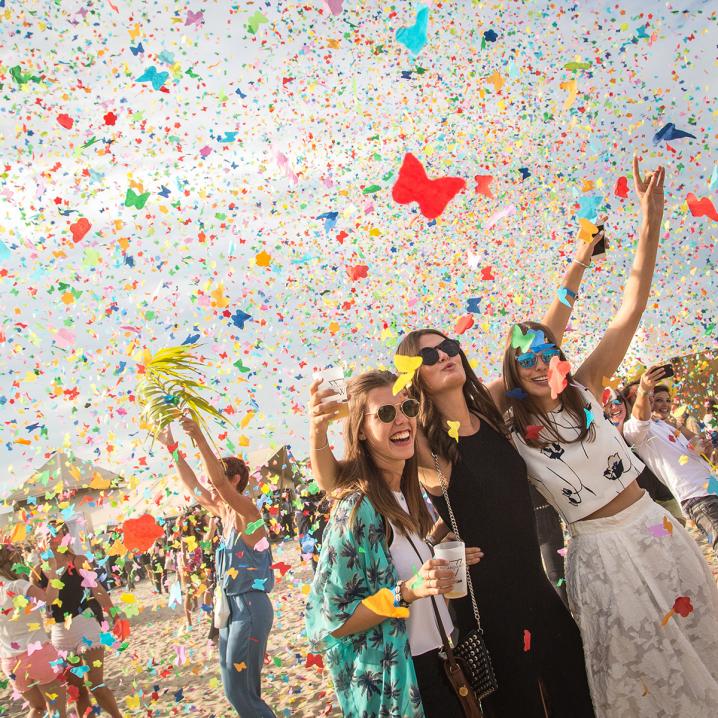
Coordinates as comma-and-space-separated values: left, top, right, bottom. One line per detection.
307, 371, 483, 718
308, 212, 608, 716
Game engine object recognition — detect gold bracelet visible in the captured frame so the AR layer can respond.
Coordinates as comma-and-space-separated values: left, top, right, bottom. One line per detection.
573, 258, 591, 269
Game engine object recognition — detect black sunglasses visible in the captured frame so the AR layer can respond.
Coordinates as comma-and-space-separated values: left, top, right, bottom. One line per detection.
365, 398, 420, 423
418, 338, 460, 366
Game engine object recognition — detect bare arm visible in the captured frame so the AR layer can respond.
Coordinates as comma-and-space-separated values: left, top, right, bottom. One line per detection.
541, 215, 607, 346
308, 378, 342, 492
576, 159, 665, 397
156, 426, 221, 514
179, 416, 261, 524
332, 561, 453, 638
631, 366, 666, 421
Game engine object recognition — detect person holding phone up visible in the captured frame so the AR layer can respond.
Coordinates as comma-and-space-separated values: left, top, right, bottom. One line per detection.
624, 370, 718, 559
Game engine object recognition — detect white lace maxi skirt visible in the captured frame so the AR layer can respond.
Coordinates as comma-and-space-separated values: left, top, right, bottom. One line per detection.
566, 491, 718, 718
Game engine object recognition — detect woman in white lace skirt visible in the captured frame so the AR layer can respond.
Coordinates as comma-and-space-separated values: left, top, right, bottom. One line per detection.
502, 161, 718, 717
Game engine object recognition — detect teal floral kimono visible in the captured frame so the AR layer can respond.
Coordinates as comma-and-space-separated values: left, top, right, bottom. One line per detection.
305, 493, 424, 718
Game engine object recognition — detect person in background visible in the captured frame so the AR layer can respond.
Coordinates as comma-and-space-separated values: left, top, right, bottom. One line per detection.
703, 397, 718, 464
672, 397, 701, 435
34, 521, 123, 718
0, 543, 67, 718
157, 420, 276, 718
148, 538, 167, 594
625, 378, 718, 559
602, 381, 685, 524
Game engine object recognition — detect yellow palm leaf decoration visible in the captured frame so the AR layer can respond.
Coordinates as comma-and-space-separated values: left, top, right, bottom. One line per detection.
136, 344, 228, 439
392, 354, 423, 396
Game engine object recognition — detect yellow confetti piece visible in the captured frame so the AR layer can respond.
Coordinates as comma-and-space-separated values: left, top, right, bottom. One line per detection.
392, 354, 423, 396
301, 584, 311, 595
234, 662, 247, 672
226, 567, 239, 579
447, 420, 460, 442
663, 515, 673, 535
577, 218, 599, 242
361, 588, 409, 619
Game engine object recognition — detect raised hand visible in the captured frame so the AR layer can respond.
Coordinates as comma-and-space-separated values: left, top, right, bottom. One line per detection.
632, 156, 665, 225
308, 378, 343, 441
178, 413, 203, 443
639, 365, 668, 395
155, 425, 175, 447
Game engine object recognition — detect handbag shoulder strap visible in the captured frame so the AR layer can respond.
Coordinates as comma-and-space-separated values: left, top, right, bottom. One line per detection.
403, 532, 460, 666
431, 452, 484, 632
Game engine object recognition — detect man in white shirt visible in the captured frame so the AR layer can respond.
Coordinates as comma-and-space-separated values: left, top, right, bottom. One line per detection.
624, 381, 718, 557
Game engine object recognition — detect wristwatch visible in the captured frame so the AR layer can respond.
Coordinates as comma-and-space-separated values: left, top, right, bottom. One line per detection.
393, 580, 410, 608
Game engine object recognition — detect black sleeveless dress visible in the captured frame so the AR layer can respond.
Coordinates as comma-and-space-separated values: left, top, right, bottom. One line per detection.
430, 421, 595, 717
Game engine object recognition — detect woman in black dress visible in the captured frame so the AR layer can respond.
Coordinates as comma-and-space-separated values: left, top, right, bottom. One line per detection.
397, 329, 594, 718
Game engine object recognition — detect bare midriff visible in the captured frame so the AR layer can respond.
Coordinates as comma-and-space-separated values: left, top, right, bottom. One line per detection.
580, 480, 644, 521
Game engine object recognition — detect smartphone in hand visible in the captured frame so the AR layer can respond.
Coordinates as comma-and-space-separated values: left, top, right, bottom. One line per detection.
591, 225, 608, 259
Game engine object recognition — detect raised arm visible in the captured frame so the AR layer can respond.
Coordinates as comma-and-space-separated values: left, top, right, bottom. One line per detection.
576, 158, 665, 397
631, 366, 666, 421
177, 415, 261, 523
541, 215, 607, 346
156, 425, 221, 514
486, 222, 606, 411
308, 378, 342, 492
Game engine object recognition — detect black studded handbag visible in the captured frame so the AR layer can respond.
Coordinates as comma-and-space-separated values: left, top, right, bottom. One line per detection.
432, 453, 498, 704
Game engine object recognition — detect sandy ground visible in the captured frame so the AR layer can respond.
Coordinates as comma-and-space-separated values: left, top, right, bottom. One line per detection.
2, 527, 717, 718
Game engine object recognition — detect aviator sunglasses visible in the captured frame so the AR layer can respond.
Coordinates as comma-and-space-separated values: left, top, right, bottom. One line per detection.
516, 347, 561, 369
365, 398, 420, 423
418, 338, 461, 366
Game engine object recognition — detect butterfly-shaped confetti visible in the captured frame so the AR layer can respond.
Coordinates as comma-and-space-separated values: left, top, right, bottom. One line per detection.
395, 5, 429, 56
392, 153, 466, 219
124, 188, 150, 209
510, 325, 536, 353
447, 420, 460, 442
136, 66, 169, 91
547, 355, 572, 399
686, 193, 718, 222
393, 354, 423, 395
129, 43, 144, 56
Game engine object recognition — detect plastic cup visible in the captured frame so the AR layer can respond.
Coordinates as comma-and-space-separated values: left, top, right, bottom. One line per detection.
314, 366, 349, 420
433, 540, 467, 598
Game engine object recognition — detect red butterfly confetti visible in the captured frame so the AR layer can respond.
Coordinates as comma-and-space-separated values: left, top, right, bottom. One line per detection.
474, 174, 495, 198
455, 314, 474, 335
57, 113, 74, 129
686, 193, 718, 222
614, 176, 628, 198
347, 264, 368, 281
525, 425, 543, 441
69, 218, 91, 243
392, 153, 466, 219
305, 653, 324, 669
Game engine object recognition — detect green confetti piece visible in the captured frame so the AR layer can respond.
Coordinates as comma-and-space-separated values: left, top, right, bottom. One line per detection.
362, 184, 381, 194
245, 519, 265, 535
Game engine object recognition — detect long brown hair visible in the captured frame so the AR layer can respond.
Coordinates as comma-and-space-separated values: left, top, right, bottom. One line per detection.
332, 370, 432, 541
502, 321, 596, 448
0, 543, 22, 581
396, 329, 507, 464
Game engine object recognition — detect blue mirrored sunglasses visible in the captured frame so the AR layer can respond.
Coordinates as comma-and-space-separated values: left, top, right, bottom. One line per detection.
516, 348, 561, 369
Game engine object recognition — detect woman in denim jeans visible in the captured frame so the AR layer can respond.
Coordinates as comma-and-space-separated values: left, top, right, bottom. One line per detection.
158, 418, 276, 718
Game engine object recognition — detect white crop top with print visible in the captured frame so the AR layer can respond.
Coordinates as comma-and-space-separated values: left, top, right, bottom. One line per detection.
512, 383, 644, 523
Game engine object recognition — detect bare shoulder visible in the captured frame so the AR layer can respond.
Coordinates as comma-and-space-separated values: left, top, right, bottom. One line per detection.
416, 428, 452, 495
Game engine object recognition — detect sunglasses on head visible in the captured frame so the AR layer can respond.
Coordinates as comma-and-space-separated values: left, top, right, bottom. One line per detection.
365, 398, 420, 423
418, 338, 461, 366
516, 347, 561, 369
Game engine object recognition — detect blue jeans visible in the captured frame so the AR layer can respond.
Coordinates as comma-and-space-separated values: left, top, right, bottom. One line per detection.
218, 591, 275, 717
